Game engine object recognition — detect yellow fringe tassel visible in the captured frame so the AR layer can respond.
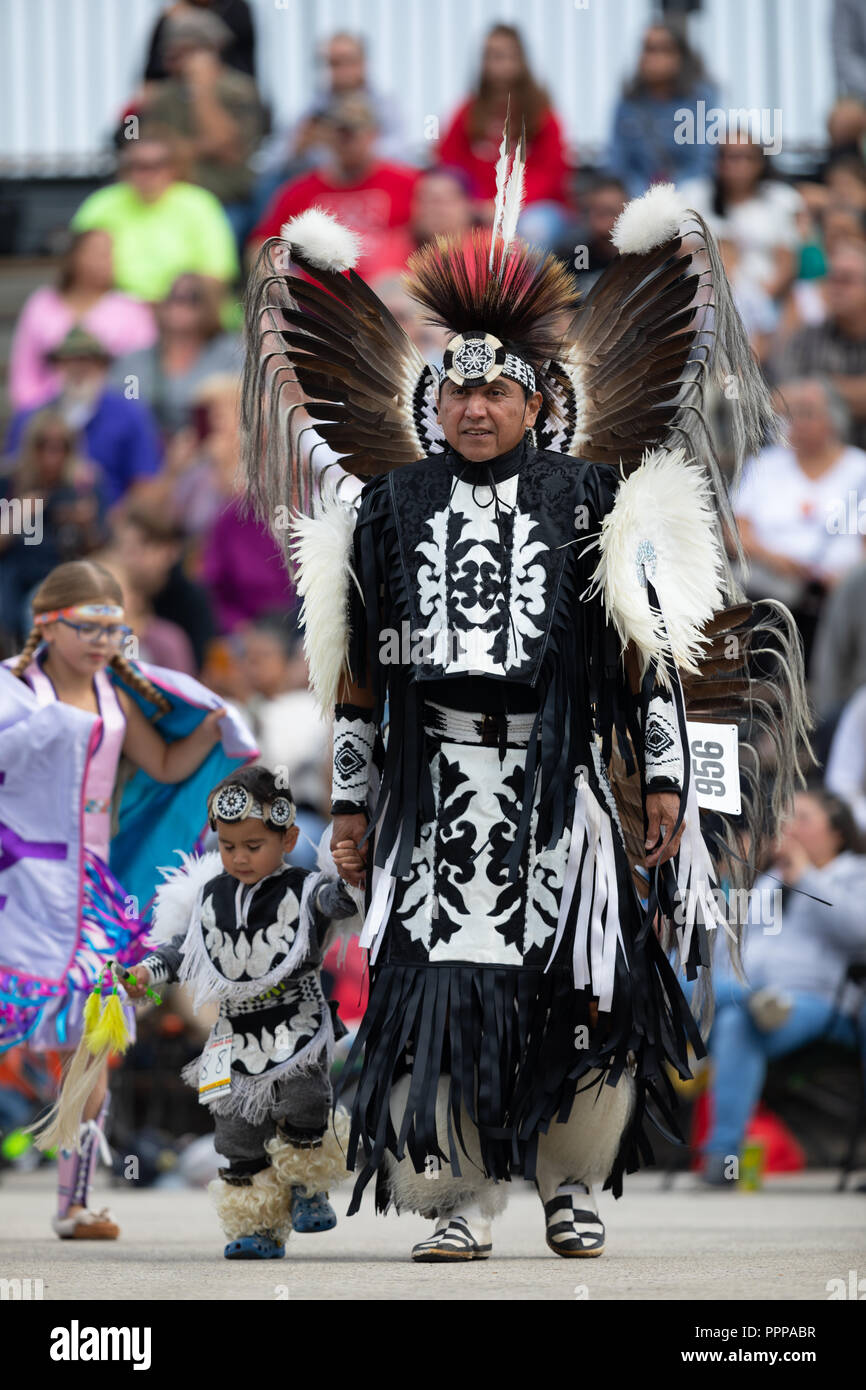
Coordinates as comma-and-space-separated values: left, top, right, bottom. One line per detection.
86, 992, 131, 1056
82, 989, 102, 1036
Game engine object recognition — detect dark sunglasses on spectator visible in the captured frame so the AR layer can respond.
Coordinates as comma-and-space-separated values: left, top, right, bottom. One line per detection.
167, 288, 203, 304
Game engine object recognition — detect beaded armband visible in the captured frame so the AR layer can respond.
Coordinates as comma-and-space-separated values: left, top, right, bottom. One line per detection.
643, 689, 684, 793
331, 702, 375, 815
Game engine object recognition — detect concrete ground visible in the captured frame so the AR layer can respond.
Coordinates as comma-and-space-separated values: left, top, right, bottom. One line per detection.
1, 1167, 864, 1301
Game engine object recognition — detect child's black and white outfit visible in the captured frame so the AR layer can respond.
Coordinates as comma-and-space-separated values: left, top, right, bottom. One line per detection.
141, 851, 361, 1251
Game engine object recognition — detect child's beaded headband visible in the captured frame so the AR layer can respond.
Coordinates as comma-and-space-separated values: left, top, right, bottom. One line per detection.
35, 603, 125, 624
207, 782, 296, 831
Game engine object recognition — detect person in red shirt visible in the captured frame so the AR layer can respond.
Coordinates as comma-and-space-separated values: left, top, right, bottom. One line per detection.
437, 23, 575, 251
248, 93, 418, 278
361, 165, 477, 281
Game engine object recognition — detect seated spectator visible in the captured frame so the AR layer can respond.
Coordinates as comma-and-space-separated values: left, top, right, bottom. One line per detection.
98, 501, 219, 674
111, 274, 241, 436
182, 378, 294, 633
72, 131, 238, 302
437, 23, 573, 251
681, 133, 804, 341
607, 19, 718, 198
733, 376, 866, 665
237, 611, 331, 868
700, 790, 866, 1184
5, 328, 162, 510
143, 0, 256, 80
0, 411, 103, 644
558, 175, 627, 294
100, 559, 197, 676
148, 372, 245, 537
368, 273, 450, 369
776, 202, 866, 346
361, 166, 475, 280
824, 678, 866, 829
787, 102, 866, 282
9, 230, 156, 414
825, 152, 866, 215
249, 94, 417, 280
824, 100, 866, 174
770, 240, 866, 450
811, 560, 866, 721
201, 497, 295, 636
254, 30, 405, 211
129, 7, 264, 239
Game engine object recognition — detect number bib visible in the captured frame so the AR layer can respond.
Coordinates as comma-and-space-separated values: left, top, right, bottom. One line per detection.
198, 1026, 233, 1105
686, 722, 741, 815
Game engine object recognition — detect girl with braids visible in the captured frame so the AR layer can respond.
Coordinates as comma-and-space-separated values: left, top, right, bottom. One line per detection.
0, 559, 258, 1239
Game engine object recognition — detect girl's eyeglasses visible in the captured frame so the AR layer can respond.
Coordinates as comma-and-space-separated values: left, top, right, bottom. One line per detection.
57, 617, 132, 645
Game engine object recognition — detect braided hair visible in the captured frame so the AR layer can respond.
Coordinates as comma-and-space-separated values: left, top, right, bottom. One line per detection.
11, 560, 171, 715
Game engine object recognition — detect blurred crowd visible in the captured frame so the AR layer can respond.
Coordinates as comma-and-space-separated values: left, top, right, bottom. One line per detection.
2, 0, 866, 1184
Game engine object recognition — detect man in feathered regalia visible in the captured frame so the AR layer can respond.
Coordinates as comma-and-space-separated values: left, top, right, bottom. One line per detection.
242, 125, 811, 1261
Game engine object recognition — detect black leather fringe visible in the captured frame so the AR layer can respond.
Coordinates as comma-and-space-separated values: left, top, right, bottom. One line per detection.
338, 930, 706, 1214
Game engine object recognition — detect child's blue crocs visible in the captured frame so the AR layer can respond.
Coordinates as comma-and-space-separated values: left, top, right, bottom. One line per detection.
224, 1232, 285, 1259
290, 1187, 337, 1232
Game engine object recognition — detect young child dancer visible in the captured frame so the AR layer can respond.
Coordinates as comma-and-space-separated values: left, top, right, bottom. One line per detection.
0, 559, 258, 1239
127, 764, 364, 1259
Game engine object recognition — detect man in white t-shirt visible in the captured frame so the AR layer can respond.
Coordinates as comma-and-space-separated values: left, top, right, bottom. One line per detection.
734, 375, 866, 664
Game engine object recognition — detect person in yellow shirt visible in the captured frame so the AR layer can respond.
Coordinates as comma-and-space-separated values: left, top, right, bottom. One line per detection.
72, 132, 238, 303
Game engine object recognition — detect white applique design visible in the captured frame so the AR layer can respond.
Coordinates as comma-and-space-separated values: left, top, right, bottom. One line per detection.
524, 794, 568, 955
506, 508, 548, 668
414, 478, 548, 676
201, 888, 301, 980
392, 819, 436, 952
233, 996, 322, 1075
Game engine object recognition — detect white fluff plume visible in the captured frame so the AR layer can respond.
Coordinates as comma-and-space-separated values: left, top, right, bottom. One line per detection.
281, 206, 361, 272
611, 182, 687, 255
147, 850, 223, 946
289, 487, 360, 714
583, 448, 725, 686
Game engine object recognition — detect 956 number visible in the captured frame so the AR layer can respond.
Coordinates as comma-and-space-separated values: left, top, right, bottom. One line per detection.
690, 738, 726, 798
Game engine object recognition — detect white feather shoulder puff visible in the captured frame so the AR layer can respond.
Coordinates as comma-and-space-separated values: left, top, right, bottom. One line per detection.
146, 851, 223, 947
583, 448, 725, 688
611, 182, 687, 255
280, 207, 361, 272
289, 487, 360, 714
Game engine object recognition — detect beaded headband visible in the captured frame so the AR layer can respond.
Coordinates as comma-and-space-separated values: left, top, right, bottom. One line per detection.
441, 332, 536, 394
35, 603, 125, 625
208, 783, 296, 831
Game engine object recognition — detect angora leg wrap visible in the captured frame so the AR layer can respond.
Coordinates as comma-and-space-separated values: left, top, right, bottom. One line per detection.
208, 1167, 292, 1243
265, 1108, 352, 1197
535, 1070, 635, 1204
384, 1077, 509, 1221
